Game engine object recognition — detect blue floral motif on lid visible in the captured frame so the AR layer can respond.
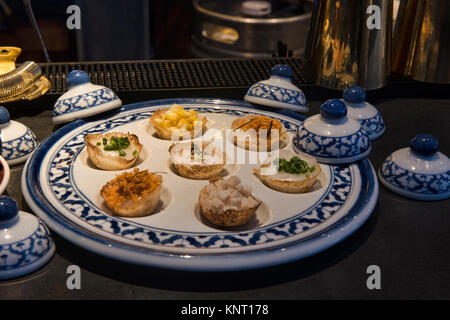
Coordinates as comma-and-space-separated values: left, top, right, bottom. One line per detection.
0, 196, 18, 224
320, 99, 347, 119
343, 86, 366, 103
0, 106, 10, 126
270, 64, 293, 79
66, 70, 90, 89
410, 134, 439, 155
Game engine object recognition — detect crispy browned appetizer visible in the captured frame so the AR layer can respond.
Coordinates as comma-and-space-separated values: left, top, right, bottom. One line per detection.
231, 114, 286, 151
85, 132, 142, 171
150, 104, 207, 140
100, 168, 162, 217
169, 141, 225, 180
198, 176, 261, 227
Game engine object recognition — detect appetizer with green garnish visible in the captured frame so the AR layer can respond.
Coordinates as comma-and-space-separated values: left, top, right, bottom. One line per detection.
254, 150, 321, 193
85, 132, 143, 170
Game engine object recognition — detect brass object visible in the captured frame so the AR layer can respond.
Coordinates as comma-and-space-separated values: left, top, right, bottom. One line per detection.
304, 0, 393, 90
0, 46, 50, 103
392, 0, 450, 84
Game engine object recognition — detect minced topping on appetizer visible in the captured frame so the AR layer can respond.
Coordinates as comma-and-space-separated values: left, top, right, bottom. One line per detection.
101, 168, 162, 217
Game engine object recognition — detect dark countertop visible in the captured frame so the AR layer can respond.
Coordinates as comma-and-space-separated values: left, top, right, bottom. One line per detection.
0, 83, 449, 300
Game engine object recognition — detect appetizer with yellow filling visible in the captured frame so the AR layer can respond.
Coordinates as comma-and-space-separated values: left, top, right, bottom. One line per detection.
85, 132, 143, 171
169, 141, 225, 180
199, 176, 261, 227
150, 104, 207, 140
253, 150, 321, 193
231, 114, 287, 151
100, 168, 162, 217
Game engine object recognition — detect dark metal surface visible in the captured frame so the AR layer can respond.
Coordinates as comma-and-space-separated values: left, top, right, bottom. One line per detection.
0, 60, 449, 299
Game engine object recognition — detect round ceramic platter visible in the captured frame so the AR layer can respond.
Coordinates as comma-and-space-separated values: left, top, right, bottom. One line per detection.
22, 98, 378, 271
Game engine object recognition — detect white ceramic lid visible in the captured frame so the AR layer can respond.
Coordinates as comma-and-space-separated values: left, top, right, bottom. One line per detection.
244, 64, 308, 113
0, 196, 55, 279
378, 134, 450, 201
0, 106, 38, 166
52, 70, 122, 124
293, 99, 371, 164
342, 86, 385, 140
304, 99, 361, 137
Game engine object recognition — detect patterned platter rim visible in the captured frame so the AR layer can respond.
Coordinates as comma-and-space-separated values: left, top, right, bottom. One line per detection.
21, 98, 379, 271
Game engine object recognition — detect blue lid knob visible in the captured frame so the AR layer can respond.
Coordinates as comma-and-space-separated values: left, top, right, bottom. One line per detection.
410, 134, 439, 155
270, 65, 293, 79
66, 70, 90, 89
343, 86, 366, 103
320, 99, 347, 119
0, 196, 19, 225
0, 106, 10, 126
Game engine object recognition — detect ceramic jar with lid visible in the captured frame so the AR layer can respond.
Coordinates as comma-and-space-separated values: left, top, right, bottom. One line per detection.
378, 134, 449, 201
244, 64, 308, 113
0, 196, 55, 279
52, 70, 122, 124
342, 86, 385, 140
293, 99, 371, 164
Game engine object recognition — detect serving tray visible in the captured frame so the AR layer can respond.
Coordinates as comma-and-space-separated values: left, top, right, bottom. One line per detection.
22, 98, 378, 271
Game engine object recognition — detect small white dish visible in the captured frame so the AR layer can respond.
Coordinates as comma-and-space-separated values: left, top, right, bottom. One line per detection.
52, 70, 122, 125
0, 106, 38, 166
0, 156, 10, 194
378, 134, 450, 201
244, 64, 308, 113
293, 99, 371, 164
342, 86, 385, 140
0, 196, 55, 280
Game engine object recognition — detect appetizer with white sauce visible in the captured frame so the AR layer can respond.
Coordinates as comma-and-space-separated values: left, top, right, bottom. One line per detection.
231, 114, 287, 151
169, 141, 225, 180
254, 150, 321, 193
100, 168, 162, 217
150, 104, 207, 140
85, 132, 143, 170
198, 176, 261, 227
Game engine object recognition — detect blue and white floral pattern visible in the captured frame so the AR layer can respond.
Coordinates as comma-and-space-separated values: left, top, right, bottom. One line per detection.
293, 124, 371, 159
53, 88, 119, 117
46, 108, 352, 249
0, 221, 54, 271
359, 112, 385, 138
1, 128, 38, 161
379, 155, 450, 195
246, 83, 307, 108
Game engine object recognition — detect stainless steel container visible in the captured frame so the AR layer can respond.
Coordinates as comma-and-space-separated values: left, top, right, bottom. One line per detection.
190, 0, 313, 58
304, 0, 393, 90
392, 0, 450, 84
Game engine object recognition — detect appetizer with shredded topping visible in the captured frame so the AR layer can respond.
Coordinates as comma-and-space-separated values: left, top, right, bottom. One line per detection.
85, 132, 143, 170
100, 168, 162, 217
198, 176, 261, 227
150, 104, 207, 140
